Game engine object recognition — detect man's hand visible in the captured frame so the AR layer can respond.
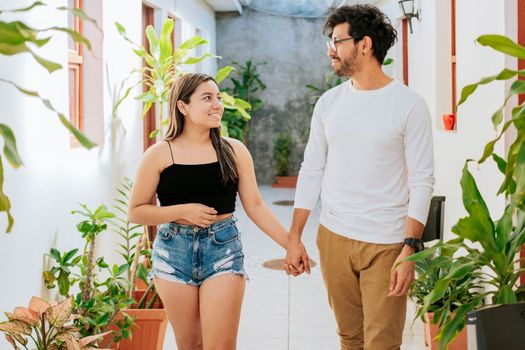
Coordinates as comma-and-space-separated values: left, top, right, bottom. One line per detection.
388, 245, 415, 297
284, 238, 311, 276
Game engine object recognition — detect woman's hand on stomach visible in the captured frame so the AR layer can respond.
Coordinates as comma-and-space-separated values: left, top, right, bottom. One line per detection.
175, 204, 230, 227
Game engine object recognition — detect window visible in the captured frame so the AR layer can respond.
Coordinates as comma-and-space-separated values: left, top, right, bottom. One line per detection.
68, 0, 84, 145
142, 3, 156, 151
67, 0, 104, 147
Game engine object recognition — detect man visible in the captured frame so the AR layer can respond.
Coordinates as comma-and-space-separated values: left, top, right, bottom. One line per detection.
285, 5, 434, 350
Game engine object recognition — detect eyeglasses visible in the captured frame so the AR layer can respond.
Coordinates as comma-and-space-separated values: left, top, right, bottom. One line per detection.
326, 36, 361, 52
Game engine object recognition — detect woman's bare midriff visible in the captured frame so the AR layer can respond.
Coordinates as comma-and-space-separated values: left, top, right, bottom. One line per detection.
174, 212, 233, 226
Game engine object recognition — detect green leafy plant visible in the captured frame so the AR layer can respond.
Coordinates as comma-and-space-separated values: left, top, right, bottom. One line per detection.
274, 133, 294, 177
115, 19, 251, 139
409, 248, 483, 334
0, 296, 112, 350
383, 57, 394, 65
43, 204, 134, 343
0, 2, 99, 233
109, 178, 146, 296
220, 60, 266, 142
406, 34, 525, 349
305, 73, 346, 110
109, 178, 159, 309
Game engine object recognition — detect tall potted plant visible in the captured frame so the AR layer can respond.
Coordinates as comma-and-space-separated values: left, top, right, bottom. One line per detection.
115, 18, 252, 140
43, 204, 135, 345
272, 132, 297, 188
104, 178, 167, 350
406, 34, 525, 349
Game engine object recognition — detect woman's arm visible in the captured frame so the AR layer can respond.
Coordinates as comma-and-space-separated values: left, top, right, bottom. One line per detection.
128, 143, 217, 226
230, 138, 289, 249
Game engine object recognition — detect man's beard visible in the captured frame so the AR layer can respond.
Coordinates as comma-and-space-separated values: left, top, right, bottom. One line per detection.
334, 46, 358, 77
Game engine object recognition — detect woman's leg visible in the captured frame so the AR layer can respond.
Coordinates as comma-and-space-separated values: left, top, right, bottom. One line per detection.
199, 274, 246, 350
155, 277, 203, 350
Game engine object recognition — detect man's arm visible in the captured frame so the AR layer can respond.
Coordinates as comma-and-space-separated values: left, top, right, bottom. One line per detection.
285, 209, 312, 275
389, 98, 435, 297
285, 98, 328, 276
388, 217, 424, 297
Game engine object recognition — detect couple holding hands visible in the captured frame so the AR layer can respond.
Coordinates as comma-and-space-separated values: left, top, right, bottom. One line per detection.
128, 4, 434, 350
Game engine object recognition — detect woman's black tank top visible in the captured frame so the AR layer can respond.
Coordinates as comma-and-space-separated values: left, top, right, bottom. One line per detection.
156, 141, 238, 214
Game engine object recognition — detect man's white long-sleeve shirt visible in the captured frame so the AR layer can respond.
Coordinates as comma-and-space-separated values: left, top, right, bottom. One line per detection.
294, 79, 435, 244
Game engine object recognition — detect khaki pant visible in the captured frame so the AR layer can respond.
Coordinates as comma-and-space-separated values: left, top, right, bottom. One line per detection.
317, 225, 406, 350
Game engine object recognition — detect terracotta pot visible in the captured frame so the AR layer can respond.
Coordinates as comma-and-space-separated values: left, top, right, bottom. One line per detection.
424, 313, 467, 350
135, 279, 148, 290
272, 175, 298, 188
134, 289, 164, 309
105, 308, 168, 350
442, 113, 456, 131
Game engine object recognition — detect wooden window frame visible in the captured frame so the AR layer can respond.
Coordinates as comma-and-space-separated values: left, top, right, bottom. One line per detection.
402, 19, 409, 86
451, 0, 457, 111
142, 3, 156, 152
168, 14, 176, 49
68, 0, 84, 146
143, 3, 157, 243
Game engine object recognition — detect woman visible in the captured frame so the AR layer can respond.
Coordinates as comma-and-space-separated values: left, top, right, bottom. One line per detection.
128, 73, 298, 350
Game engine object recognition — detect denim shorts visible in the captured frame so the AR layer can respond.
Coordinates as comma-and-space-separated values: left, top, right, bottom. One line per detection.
148, 216, 248, 286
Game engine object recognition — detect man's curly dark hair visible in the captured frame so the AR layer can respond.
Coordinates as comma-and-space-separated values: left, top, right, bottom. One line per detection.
323, 5, 397, 64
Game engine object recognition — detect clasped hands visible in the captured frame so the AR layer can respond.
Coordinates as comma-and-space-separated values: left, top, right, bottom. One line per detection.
284, 238, 311, 276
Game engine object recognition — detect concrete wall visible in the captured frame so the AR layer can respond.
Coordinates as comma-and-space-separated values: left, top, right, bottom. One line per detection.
0, 0, 215, 348
216, 7, 332, 184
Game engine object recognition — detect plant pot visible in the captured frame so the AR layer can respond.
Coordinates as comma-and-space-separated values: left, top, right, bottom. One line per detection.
442, 113, 456, 131
272, 175, 298, 188
105, 308, 168, 350
424, 313, 467, 350
134, 289, 164, 309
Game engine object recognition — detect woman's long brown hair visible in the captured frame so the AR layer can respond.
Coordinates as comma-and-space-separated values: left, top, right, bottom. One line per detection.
165, 73, 238, 184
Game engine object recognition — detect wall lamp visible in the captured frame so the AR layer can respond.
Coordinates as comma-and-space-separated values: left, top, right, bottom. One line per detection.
398, 0, 420, 34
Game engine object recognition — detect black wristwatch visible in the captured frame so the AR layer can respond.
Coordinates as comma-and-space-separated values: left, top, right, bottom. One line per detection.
402, 238, 424, 253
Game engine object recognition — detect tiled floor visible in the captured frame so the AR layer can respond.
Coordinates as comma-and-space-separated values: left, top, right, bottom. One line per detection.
163, 186, 427, 349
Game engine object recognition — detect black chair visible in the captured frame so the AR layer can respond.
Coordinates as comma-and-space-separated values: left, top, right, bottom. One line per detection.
421, 196, 445, 243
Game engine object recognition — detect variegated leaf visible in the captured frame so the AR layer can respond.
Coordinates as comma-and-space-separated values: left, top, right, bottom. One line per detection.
0, 320, 32, 336
45, 298, 72, 328
28, 296, 51, 316
5, 312, 35, 327
13, 307, 39, 325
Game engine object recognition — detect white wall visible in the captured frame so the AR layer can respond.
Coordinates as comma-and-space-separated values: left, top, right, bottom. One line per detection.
437, 0, 507, 239
0, 0, 217, 347
381, 0, 508, 240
